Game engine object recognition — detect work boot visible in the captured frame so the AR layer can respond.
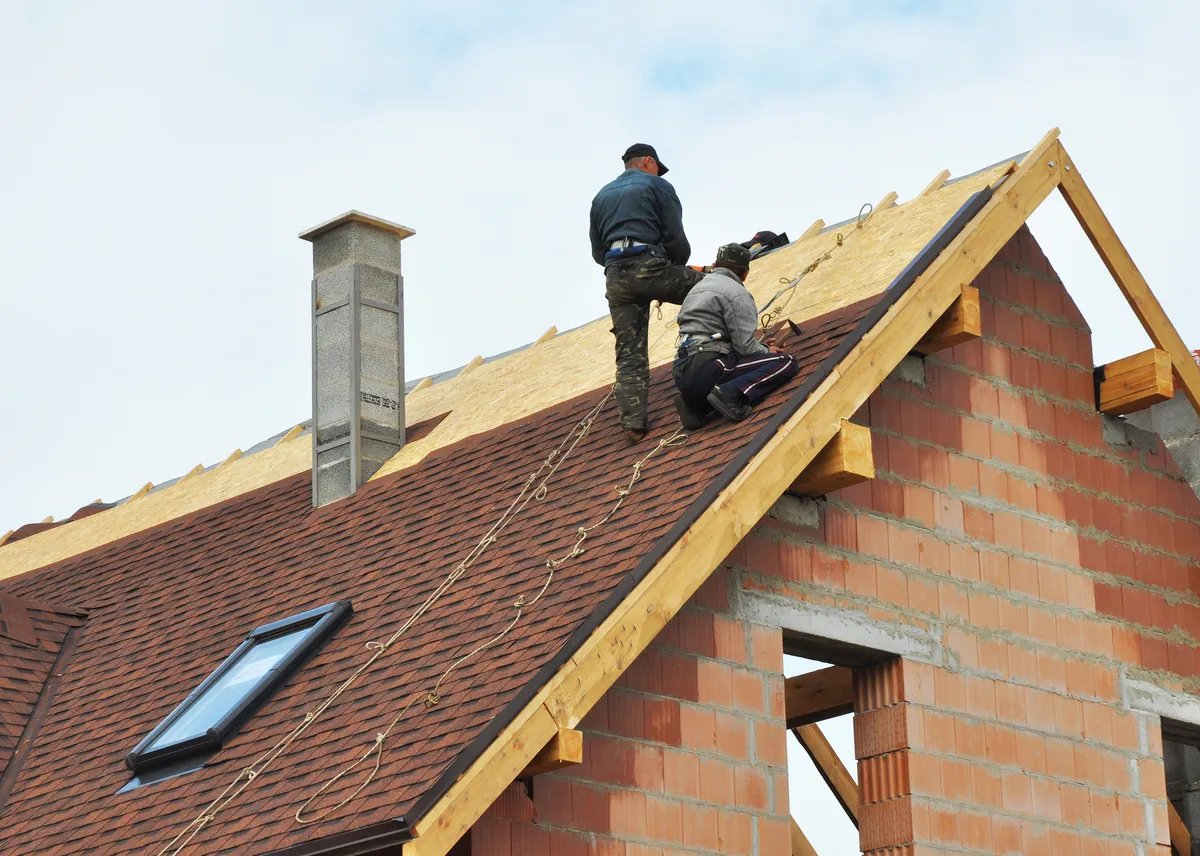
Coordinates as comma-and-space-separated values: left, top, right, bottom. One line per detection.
623, 427, 646, 445
673, 394, 712, 431
707, 385, 751, 422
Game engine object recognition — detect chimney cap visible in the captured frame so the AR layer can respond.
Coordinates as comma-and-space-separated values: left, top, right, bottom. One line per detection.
299, 210, 415, 243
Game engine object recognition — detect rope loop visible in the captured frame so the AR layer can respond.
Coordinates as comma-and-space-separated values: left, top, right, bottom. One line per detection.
365, 641, 384, 651
244, 769, 257, 781
423, 692, 440, 708
857, 202, 872, 227
534, 484, 548, 501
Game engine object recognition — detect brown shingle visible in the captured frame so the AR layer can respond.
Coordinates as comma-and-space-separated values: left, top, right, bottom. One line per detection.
0, 297, 874, 855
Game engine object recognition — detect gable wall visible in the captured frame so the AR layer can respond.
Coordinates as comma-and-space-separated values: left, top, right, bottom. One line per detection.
467, 574, 789, 856
463, 226, 1200, 855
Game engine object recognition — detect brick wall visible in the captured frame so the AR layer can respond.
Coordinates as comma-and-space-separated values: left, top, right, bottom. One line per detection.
467, 571, 791, 856
464, 225, 1200, 855
732, 225, 1199, 854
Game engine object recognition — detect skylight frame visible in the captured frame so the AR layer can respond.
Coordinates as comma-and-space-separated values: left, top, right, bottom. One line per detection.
125, 600, 352, 774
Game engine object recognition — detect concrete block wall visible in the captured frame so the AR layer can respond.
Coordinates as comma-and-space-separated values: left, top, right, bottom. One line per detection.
729, 226, 1198, 854
468, 571, 791, 856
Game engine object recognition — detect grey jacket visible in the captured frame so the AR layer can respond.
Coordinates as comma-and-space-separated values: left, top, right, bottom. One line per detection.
675, 268, 768, 356
589, 169, 691, 266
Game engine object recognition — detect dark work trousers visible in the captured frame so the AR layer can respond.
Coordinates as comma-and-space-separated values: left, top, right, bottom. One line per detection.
605, 252, 705, 431
673, 349, 799, 408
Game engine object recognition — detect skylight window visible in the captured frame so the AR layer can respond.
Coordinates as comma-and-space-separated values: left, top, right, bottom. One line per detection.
125, 600, 351, 775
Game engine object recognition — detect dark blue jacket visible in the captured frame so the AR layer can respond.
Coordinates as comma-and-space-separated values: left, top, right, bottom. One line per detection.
589, 169, 691, 266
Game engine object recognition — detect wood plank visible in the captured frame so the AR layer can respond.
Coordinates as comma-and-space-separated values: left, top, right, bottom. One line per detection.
0, 531, 12, 548
1168, 799, 1190, 856
1058, 149, 1200, 415
921, 168, 951, 196
875, 191, 898, 212
788, 421, 875, 497
410, 377, 433, 394
535, 326, 558, 345
1097, 347, 1173, 415
128, 482, 154, 502
220, 449, 243, 467
794, 724, 858, 827
279, 424, 305, 443
403, 128, 1064, 856
913, 284, 981, 355
519, 728, 582, 778
799, 219, 825, 241
785, 666, 854, 727
790, 816, 820, 856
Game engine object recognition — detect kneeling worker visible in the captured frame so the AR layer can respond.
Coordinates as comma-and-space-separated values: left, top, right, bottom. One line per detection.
672, 243, 798, 428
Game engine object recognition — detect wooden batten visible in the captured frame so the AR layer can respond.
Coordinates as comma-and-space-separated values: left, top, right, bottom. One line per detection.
1096, 348, 1173, 415
913, 283, 981, 355
793, 724, 859, 826
798, 219, 825, 241
788, 421, 875, 497
785, 665, 854, 727
921, 168, 951, 196
519, 728, 582, 778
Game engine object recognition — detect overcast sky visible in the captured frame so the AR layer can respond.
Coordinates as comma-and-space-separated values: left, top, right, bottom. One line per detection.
1, 1, 1197, 849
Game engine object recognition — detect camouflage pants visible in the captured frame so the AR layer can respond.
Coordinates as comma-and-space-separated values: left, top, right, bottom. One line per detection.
606, 253, 704, 431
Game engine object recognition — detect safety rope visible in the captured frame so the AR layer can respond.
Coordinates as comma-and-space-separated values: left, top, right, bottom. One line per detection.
756, 202, 873, 331
294, 424, 688, 824
155, 391, 689, 854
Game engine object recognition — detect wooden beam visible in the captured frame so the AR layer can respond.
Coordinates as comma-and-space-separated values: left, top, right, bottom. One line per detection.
788, 421, 874, 497
1097, 348, 1174, 415
410, 377, 433, 394
1058, 147, 1200, 415
921, 168, 951, 197
535, 326, 558, 345
1169, 799, 1190, 856
790, 816, 820, 856
913, 283, 981, 355
0, 531, 12, 548
128, 482, 154, 502
279, 424, 305, 443
799, 219, 825, 241
459, 355, 485, 377
519, 728, 582, 778
220, 449, 243, 467
875, 191, 898, 212
793, 724, 858, 827
402, 128, 1064, 856
785, 666, 854, 727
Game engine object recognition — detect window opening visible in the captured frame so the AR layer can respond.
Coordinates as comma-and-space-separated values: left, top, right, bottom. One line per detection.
125, 600, 352, 776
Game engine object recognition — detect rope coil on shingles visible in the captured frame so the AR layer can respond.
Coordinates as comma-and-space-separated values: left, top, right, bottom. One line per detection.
757, 200, 873, 331
155, 390, 690, 855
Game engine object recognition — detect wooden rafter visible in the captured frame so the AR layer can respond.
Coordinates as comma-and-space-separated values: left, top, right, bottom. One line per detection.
785, 666, 854, 727
1169, 800, 1190, 856
535, 326, 558, 345
793, 723, 858, 826
1096, 348, 1174, 415
790, 816, 820, 856
799, 219, 825, 241
519, 728, 582, 778
401, 129, 1064, 856
875, 191, 898, 212
788, 421, 875, 498
913, 283, 981, 355
1058, 151, 1200, 414
921, 168, 951, 196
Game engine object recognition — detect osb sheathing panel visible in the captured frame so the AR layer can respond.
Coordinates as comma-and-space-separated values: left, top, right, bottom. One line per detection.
376, 160, 1013, 478
0, 161, 1011, 580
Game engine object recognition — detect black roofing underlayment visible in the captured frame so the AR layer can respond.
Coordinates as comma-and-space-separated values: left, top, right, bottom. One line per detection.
378, 182, 999, 845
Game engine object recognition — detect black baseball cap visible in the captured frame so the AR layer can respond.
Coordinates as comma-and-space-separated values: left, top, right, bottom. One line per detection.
715, 243, 751, 271
622, 143, 668, 175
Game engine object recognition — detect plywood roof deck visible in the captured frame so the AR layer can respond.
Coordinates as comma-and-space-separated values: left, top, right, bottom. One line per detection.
0, 159, 1011, 582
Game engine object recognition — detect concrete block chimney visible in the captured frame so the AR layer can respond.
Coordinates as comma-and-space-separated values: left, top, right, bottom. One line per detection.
300, 211, 415, 507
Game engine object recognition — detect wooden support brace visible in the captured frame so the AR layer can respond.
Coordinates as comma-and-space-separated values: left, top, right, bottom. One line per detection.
519, 728, 582, 778
788, 421, 874, 497
178, 464, 205, 485
793, 724, 858, 827
921, 168, 951, 196
913, 283, 981, 355
128, 482, 154, 502
460, 355, 485, 377
535, 326, 558, 345
1169, 799, 1190, 856
875, 191, 898, 212
410, 377, 433, 394
790, 816, 819, 856
279, 424, 305, 443
1096, 347, 1173, 415
799, 219, 825, 241
0, 531, 12, 548
39, 516, 54, 524
220, 449, 243, 467
785, 666, 854, 728
1058, 148, 1200, 415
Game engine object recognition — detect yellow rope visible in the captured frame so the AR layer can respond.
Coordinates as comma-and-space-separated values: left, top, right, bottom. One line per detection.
294, 425, 689, 824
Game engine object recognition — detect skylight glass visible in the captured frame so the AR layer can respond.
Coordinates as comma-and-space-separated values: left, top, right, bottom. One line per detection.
125, 600, 351, 775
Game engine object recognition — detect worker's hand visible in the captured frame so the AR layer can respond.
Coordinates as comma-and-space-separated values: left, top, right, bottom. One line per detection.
769, 344, 786, 355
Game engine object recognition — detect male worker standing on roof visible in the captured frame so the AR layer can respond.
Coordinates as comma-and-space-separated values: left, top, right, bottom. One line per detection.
672, 243, 798, 428
590, 143, 705, 444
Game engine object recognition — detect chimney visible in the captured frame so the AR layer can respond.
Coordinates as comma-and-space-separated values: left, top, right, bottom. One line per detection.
300, 211, 415, 507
